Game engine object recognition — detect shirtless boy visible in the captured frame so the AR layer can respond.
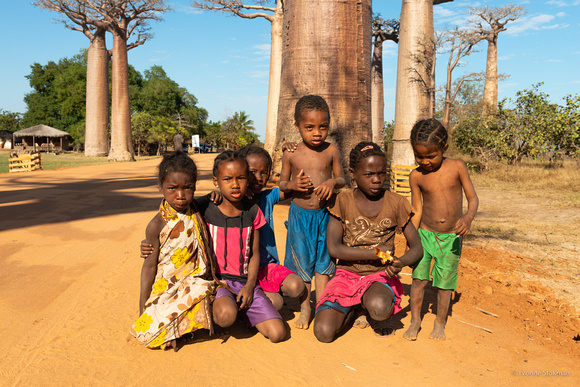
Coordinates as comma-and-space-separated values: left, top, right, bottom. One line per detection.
403, 118, 479, 341
279, 95, 346, 329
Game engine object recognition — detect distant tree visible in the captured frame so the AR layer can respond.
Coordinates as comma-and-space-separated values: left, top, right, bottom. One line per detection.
176, 90, 209, 138
440, 26, 484, 130
0, 110, 22, 132
193, 0, 283, 155
553, 94, 580, 158
100, 0, 171, 162
22, 53, 87, 146
468, 4, 526, 115
371, 15, 399, 145
138, 66, 182, 117
34, 0, 110, 156
220, 110, 258, 148
454, 83, 573, 165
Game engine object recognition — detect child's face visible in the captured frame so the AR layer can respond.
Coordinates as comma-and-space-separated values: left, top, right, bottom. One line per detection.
295, 109, 330, 148
213, 160, 248, 203
350, 155, 387, 198
412, 142, 447, 172
246, 153, 269, 195
160, 171, 196, 213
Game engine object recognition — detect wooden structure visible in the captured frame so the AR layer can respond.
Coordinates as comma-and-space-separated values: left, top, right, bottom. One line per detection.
9, 152, 42, 173
12, 125, 70, 153
390, 165, 416, 197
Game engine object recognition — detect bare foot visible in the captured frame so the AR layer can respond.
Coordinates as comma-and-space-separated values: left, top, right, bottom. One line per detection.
429, 321, 446, 340
370, 318, 394, 337
294, 304, 311, 329
403, 322, 421, 341
352, 315, 370, 329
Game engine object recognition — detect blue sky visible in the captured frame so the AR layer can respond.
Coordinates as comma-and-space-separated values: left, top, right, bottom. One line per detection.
1, 0, 579, 141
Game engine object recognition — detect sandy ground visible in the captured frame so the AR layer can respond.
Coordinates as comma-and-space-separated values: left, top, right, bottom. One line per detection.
0, 153, 578, 386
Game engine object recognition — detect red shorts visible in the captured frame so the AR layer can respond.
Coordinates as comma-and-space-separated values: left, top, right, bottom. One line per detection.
257, 263, 294, 293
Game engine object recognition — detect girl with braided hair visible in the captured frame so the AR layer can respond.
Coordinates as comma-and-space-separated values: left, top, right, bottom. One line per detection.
404, 118, 479, 341
313, 141, 423, 342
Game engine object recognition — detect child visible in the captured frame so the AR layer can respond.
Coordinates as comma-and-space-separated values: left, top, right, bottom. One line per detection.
403, 118, 479, 341
238, 145, 309, 328
279, 94, 346, 329
131, 152, 218, 351
202, 150, 287, 343
313, 142, 423, 342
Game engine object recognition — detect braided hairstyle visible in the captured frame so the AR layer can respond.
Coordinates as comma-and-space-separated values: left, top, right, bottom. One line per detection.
238, 145, 273, 179
349, 141, 386, 172
410, 118, 448, 150
294, 95, 330, 124
212, 150, 249, 177
158, 151, 197, 185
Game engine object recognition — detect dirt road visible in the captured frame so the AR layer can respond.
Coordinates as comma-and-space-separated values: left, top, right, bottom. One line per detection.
0, 154, 577, 385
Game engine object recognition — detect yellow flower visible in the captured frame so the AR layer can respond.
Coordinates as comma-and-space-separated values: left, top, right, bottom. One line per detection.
171, 247, 190, 269
153, 278, 168, 295
134, 313, 153, 333
148, 329, 167, 348
186, 302, 205, 331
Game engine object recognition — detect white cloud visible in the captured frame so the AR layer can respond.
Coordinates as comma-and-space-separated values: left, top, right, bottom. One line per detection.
556, 12, 566, 17
245, 71, 268, 79
507, 14, 568, 34
546, 0, 580, 6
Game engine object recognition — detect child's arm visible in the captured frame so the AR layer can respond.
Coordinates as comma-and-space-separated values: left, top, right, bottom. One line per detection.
326, 216, 378, 261
313, 145, 346, 200
139, 216, 162, 314
385, 221, 423, 278
409, 170, 423, 231
237, 228, 260, 310
279, 151, 312, 193
454, 161, 479, 236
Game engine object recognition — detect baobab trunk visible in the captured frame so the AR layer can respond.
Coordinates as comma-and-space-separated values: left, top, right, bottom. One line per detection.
482, 37, 498, 115
274, 0, 372, 173
84, 29, 109, 157
108, 33, 134, 162
392, 0, 434, 167
263, 0, 284, 156
371, 38, 385, 146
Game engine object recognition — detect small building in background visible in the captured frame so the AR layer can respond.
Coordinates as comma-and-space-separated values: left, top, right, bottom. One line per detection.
12, 125, 71, 153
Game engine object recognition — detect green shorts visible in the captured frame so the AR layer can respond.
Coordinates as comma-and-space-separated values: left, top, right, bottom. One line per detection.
412, 229, 462, 291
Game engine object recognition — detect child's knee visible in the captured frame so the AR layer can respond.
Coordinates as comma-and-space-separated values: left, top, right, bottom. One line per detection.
365, 293, 394, 321
213, 303, 236, 327
282, 275, 306, 298
313, 320, 335, 343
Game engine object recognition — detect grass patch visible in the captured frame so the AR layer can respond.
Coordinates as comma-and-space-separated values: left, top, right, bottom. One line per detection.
453, 153, 580, 207
0, 150, 160, 174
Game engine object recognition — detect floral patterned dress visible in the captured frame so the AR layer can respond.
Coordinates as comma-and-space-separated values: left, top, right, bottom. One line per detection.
131, 200, 217, 348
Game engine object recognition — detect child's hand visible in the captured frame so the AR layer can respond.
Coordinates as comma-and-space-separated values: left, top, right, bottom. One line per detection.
140, 239, 154, 259
313, 179, 335, 200
282, 142, 298, 152
208, 190, 223, 205
288, 169, 313, 192
236, 285, 254, 310
453, 216, 472, 236
385, 258, 404, 277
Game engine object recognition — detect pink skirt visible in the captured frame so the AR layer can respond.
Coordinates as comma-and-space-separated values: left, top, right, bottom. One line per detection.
316, 269, 404, 315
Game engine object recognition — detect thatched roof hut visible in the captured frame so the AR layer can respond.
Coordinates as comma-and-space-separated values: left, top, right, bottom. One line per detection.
13, 125, 71, 152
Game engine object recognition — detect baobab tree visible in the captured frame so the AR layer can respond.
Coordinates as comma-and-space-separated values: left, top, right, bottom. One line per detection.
391, 0, 452, 168
97, 0, 170, 162
440, 26, 484, 130
371, 16, 399, 146
468, 4, 526, 115
33, 0, 110, 157
34, 1, 170, 161
274, 0, 373, 172
193, 0, 284, 156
